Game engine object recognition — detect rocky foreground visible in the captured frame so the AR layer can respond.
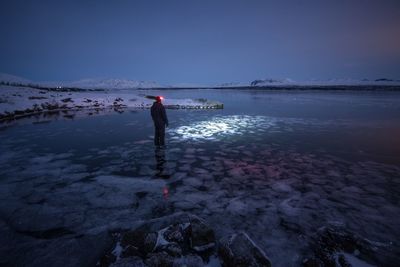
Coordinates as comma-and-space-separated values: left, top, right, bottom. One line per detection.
92, 212, 392, 267
98, 213, 271, 267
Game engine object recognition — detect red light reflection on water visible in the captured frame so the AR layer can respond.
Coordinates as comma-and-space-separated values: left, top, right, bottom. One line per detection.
163, 186, 169, 200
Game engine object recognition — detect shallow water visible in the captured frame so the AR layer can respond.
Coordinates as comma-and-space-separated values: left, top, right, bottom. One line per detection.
0, 90, 399, 266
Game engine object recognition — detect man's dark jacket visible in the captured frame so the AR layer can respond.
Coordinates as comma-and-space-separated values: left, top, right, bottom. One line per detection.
151, 102, 168, 127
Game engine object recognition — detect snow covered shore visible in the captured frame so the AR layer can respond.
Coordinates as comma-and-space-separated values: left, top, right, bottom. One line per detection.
0, 85, 223, 121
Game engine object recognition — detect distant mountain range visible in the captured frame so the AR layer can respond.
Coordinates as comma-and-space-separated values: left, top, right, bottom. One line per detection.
1, 73, 400, 89
46, 78, 161, 89
247, 78, 400, 87
0, 73, 161, 89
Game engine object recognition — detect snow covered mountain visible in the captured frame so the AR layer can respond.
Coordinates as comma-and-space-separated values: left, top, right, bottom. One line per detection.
249, 77, 400, 87
1, 72, 400, 89
44, 78, 161, 89
216, 81, 249, 87
250, 78, 295, 86
0, 73, 161, 89
0, 73, 32, 84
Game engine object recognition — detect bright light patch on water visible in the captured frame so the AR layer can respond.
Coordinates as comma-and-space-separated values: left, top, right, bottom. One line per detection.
172, 115, 275, 140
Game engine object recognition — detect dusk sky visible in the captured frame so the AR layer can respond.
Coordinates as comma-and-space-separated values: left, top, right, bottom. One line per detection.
0, 0, 399, 85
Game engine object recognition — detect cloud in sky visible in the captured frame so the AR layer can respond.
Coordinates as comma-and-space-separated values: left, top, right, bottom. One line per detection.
0, 0, 399, 84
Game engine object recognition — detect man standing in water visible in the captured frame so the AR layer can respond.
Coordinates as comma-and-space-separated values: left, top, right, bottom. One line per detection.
151, 96, 168, 147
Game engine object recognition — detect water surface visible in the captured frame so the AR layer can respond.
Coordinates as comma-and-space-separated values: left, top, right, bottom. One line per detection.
1, 90, 399, 266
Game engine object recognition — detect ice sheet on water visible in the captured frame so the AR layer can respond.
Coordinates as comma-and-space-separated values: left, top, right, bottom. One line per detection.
1, 111, 400, 266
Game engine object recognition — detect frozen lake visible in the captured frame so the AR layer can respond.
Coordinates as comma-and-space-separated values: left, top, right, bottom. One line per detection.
1, 89, 400, 266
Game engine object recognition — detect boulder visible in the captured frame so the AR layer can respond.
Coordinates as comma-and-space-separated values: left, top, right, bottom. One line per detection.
106, 213, 220, 267
219, 232, 271, 267
120, 225, 148, 257
143, 232, 157, 253
172, 254, 204, 267
121, 245, 141, 258
189, 215, 215, 252
109, 257, 145, 267
145, 251, 174, 267
164, 223, 185, 243
303, 226, 399, 267
164, 243, 183, 257
120, 230, 157, 256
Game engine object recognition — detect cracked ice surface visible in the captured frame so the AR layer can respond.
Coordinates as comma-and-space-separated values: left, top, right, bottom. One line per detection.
0, 97, 400, 266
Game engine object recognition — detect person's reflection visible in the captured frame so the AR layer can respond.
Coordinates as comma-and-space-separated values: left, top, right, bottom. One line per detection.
154, 147, 170, 179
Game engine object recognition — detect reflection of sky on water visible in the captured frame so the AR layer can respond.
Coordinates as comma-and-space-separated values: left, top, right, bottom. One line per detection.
172, 115, 275, 140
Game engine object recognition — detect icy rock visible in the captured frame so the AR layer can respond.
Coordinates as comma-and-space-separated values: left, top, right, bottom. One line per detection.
189, 215, 215, 252
106, 213, 219, 266
145, 251, 174, 267
304, 226, 394, 267
164, 224, 184, 243
218, 232, 271, 267
119, 213, 189, 254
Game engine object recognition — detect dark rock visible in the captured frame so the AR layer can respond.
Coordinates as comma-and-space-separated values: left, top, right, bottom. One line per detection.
106, 213, 221, 267
305, 226, 399, 267
172, 254, 204, 267
110, 256, 145, 267
219, 232, 271, 267
61, 97, 73, 103
121, 225, 149, 257
121, 245, 141, 258
164, 223, 184, 243
145, 251, 174, 267
189, 215, 215, 252
337, 254, 351, 267
28, 96, 47, 100
47, 103, 59, 110
98, 252, 117, 267
302, 258, 323, 267
64, 114, 75, 119
143, 232, 157, 253
164, 243, 182, 257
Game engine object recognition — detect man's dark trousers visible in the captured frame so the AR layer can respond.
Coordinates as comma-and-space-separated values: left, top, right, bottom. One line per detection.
154, 122, 165, 146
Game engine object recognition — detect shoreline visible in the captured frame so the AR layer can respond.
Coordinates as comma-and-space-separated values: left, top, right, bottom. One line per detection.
0, 85, 223, 122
